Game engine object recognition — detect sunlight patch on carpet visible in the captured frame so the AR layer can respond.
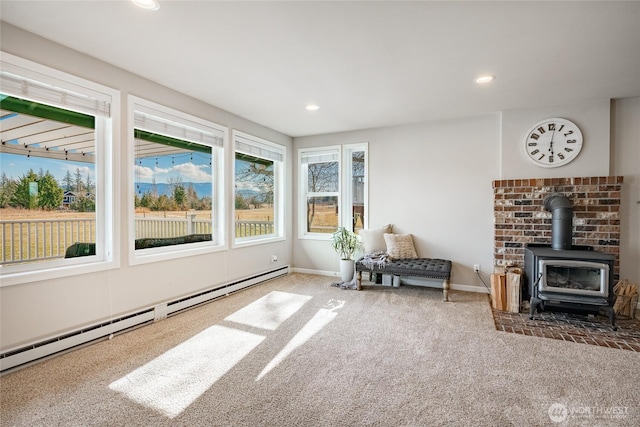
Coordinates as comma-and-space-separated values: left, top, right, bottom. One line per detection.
256, 299, 345, 381
109, 325, 264, 418
225, 290, 312, 330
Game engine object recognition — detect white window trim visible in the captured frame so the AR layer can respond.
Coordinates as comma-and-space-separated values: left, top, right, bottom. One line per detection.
232, 130, 285, 248
298, 145, 342, 240
128, 96, 227, 266
0, 52, 120, 287
342, 142, 369, 231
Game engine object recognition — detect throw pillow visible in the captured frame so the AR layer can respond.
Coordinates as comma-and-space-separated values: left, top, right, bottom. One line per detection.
384, 233, 418, 260
358, 224, 392, 254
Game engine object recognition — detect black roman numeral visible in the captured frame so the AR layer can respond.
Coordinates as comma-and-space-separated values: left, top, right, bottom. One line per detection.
537, 127, 546, 134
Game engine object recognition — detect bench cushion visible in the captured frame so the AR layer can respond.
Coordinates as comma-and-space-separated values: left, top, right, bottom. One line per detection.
356, 257, 451, 281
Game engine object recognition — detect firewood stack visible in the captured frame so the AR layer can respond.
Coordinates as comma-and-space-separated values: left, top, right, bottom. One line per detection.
491, 267, 522, 313
613, 279, 639, 319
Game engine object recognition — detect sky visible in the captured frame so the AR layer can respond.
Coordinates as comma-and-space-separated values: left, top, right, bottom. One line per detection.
1, 152, 268, 194
0, 152, 93, 183
0, 152, 213, 185
134, 152, 212, 184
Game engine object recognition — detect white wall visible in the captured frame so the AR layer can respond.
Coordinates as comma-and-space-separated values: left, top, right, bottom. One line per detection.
611, 97, 640, 284
293, 97, 639, 292
293, 115, 501, 289
500, 99, 611, 179
0, 24, 293, 351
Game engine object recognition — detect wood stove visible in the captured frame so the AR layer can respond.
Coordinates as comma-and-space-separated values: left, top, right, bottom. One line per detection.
524, 244, 616, 327
523, 193, 617, 328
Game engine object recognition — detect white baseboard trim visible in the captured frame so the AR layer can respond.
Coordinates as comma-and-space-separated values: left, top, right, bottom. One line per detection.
290, 268, 489, 294
452, 283, 490, 294
290, 267, 340, 277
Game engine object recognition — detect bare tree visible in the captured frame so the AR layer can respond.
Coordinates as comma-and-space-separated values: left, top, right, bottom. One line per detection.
306, 162, 338, 232
235, 158, 274, 207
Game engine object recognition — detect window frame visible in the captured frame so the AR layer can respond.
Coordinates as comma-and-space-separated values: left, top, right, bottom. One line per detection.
128, 96, 227, 265
298, 146, 342, 240
232, 130, 285, 248
342, 142, 369, 232
0, 52, 119, 287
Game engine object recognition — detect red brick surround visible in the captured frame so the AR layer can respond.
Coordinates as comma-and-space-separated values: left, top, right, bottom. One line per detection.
492, 176, 623, 279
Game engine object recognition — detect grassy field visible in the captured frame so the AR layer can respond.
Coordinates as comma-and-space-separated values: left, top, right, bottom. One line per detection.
1, 204, 339, 225
1, 203, 340, 263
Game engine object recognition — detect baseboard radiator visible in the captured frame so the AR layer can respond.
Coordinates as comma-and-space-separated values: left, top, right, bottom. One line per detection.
0, 266, 289, 374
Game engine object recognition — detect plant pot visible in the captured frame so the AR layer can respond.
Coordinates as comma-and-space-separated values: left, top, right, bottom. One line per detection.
340, 259, 355, 282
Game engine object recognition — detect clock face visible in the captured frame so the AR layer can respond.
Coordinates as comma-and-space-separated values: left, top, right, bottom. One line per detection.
523, 118, 583, 168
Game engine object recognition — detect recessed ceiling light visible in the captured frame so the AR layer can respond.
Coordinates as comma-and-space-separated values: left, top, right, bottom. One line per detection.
475, 75, 495, 84
131, 0, 160, 11
305, 104, 320, 111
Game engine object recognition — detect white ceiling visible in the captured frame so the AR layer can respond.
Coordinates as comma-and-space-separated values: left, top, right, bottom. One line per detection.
1, 1, 639, 137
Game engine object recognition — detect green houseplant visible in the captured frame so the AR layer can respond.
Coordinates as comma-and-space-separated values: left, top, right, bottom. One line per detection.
331, 227, 360, 281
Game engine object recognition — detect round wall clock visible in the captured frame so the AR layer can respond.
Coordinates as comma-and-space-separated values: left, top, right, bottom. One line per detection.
523, 118, 583, 168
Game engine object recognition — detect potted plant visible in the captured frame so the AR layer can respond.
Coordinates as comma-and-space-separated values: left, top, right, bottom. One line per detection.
331, 226, 360, 281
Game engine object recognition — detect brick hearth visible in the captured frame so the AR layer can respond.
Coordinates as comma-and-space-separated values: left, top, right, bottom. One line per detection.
492, 176, 623, 279
492, 308, 640, 352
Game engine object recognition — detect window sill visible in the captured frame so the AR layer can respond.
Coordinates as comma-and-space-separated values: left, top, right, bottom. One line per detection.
129, 241, 227, 266
0, 257, 120, 288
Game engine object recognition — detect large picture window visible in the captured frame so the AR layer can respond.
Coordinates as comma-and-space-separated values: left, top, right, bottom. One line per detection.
233, 131, 284, 245
130, 97, 226, 263
0, 52, 117, 285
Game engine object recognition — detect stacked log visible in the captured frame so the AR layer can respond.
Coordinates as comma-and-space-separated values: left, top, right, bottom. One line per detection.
613, 279, 639, 318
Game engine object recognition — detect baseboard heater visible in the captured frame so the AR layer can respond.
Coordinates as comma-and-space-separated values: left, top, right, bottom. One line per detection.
0, 266, 289, 374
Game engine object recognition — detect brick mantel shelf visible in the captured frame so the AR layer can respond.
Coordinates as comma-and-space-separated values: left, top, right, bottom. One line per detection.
493, 176, 623, 279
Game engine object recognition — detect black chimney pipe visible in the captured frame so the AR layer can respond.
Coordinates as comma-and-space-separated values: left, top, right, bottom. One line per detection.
543, 193, 573, 250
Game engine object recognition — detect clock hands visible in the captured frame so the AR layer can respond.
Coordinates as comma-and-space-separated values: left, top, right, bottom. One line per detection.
548, 125, 556, 156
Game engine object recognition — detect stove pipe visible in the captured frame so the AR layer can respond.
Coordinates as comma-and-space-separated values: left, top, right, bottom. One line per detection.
543, 193, 573, 250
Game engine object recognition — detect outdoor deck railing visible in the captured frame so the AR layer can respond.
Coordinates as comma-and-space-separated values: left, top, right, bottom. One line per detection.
235, 220, 274, 238
1, 218, 95, 265
135, 214, 212, 239
1, 216, 274, 264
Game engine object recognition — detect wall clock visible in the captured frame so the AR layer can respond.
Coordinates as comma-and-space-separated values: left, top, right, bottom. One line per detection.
523, 118, 583, 168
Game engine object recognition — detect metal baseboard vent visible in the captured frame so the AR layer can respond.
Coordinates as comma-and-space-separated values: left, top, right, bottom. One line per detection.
0, 266, 289, 374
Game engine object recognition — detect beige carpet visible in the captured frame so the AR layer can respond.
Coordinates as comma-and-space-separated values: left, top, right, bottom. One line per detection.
1, 273, 638, 426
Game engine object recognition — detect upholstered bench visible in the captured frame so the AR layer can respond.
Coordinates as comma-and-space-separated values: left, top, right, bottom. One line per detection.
355, 257, 453, 301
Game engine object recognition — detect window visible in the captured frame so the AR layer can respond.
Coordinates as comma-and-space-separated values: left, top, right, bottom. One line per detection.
343, 143, 368, 232
299, 147, 341, 237
298, 143, 368, 239
233, 131, 284, 245
129, 97, 226, 263
0, 52, 118, 285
